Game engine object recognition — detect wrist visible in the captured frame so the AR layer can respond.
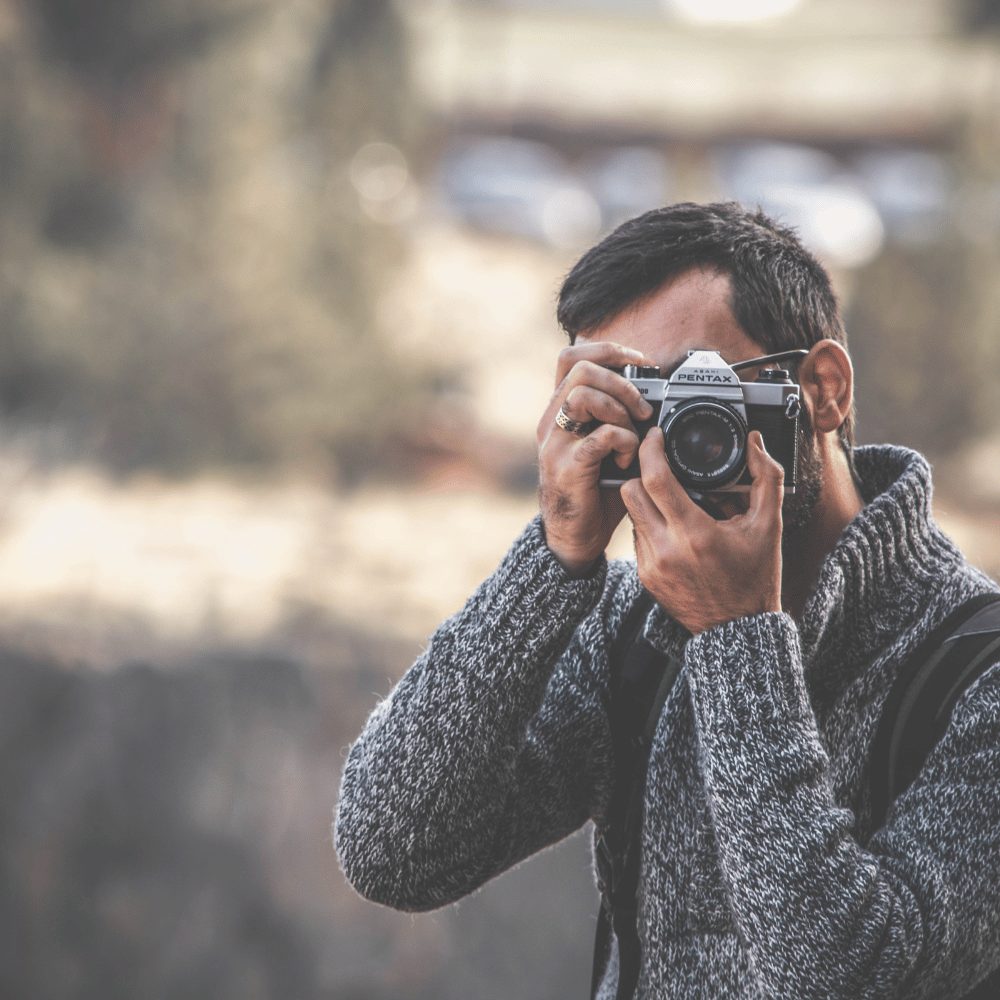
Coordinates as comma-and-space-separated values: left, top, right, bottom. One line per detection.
552, 549, 602, 578
539, 519, 603, 578
688, 602, 783, 636
653, 586, 782, 637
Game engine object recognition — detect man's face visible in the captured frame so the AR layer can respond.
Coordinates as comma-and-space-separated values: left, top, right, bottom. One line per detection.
576, 267, 823, 541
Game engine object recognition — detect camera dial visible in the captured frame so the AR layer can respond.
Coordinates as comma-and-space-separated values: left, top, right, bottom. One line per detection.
756, 368, 791, 383
623, 364, 661, 379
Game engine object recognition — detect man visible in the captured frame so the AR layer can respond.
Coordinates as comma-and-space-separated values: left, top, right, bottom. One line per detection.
334, 202, 1000, 997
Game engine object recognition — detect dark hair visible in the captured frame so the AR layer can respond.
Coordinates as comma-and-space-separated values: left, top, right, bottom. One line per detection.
556, 201, 855, 450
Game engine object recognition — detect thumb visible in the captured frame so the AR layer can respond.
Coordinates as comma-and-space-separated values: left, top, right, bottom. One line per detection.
746, 431, 784, 524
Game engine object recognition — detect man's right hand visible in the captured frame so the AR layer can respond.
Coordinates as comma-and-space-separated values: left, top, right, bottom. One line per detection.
537, 342, 656, 576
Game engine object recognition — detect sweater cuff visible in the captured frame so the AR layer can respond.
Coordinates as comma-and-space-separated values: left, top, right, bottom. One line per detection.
642, 602, 691, 660
684, 612, 811, 737
476, 514, 608, 643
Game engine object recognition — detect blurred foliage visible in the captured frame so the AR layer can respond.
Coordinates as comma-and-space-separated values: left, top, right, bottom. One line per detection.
0, 649, 321, 999
30, 0, 261, 91
1, 0, 998, 475
0, 0, 430, 480
0, 624, 596, 1000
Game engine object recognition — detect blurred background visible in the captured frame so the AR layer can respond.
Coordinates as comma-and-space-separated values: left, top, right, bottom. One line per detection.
1, 0, 999, 996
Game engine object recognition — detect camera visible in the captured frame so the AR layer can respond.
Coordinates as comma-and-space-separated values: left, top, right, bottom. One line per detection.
598, 349, 802, 493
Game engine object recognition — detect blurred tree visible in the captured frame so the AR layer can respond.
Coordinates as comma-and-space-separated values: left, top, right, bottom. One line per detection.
0, 0, 431, 480
30, 0, 260, 93
0, 649, 325, 999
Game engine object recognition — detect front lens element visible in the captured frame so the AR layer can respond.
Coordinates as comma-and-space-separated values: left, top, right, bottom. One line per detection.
661, 401, 746, 489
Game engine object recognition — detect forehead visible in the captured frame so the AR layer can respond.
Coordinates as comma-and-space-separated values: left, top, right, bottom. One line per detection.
578, 268, 764, 372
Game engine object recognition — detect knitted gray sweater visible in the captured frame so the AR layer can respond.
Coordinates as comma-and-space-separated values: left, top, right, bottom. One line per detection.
335, 445, 1000, 998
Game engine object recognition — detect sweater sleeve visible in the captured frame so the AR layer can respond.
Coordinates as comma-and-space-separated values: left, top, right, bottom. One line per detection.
334, 516, 617, 913
682, 612, 1000, 999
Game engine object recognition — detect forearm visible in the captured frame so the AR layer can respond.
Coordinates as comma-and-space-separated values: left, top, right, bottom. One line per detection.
682, 614, 986, 999
335, 516, 609, 911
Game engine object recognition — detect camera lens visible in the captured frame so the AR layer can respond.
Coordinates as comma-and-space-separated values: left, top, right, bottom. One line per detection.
675, 419, 728, 467
660, 400, 745, 489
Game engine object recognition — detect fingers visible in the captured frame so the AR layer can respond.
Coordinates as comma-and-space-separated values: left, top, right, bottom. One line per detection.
561, 361, 654, 423
561, 385, 632, 433
554, 342, 656, 387
746, 431, 784, 526
570, 424, 641, 473
636, 428, 710, 527
540, 358, 654, 445
620, 476, 665, 534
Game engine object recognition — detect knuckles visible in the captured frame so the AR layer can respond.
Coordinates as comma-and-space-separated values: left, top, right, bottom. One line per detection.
619, 477, 641, 501
556, 345, 577, 372
573, 435, 604, 463
755, 449, 784, 481
571, 359, 601, 384
641, 467, 671, 497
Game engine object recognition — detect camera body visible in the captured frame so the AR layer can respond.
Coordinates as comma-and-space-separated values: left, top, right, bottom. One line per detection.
598, 350, 801, 493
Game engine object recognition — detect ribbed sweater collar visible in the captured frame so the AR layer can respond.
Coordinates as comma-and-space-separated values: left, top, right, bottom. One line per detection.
797, 444, 964, 692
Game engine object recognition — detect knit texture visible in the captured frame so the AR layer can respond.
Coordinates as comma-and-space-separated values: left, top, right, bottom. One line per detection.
335, 445, 1000, 998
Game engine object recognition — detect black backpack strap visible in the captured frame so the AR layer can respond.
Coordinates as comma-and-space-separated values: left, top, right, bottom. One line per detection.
590, 587, 654, 998
590, 591, 1000, 998
870, 593, 1000, 832
869, 593, 1000, 999
608, 652, 681, 1000
591, 587, 681, 1000
591, 587, 653, 998
607, 588, 657, 679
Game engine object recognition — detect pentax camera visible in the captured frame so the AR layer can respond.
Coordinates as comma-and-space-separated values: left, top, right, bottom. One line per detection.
599, 349, 804, 493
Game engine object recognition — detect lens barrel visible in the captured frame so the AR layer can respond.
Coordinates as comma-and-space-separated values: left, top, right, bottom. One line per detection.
660, 399, 746, 489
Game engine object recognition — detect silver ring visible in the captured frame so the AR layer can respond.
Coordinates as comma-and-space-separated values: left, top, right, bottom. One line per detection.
555, 405, 592, 437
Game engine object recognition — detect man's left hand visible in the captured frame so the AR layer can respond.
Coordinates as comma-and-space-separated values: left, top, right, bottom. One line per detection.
620, 428, 783, 635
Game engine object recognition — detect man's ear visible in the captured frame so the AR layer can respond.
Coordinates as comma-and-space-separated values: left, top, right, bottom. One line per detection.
798, 340, 853, 435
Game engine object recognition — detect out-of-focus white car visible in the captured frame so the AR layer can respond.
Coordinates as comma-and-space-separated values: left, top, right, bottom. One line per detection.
712, 141, 885, 269
434, 136, 603, 249
850, 147, 954, 246
580, 145, 673, 232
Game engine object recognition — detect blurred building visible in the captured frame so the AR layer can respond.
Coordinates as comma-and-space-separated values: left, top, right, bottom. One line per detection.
402, 0, 1000, 450
408, 0, 999, 252
407, 0, 996, 140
